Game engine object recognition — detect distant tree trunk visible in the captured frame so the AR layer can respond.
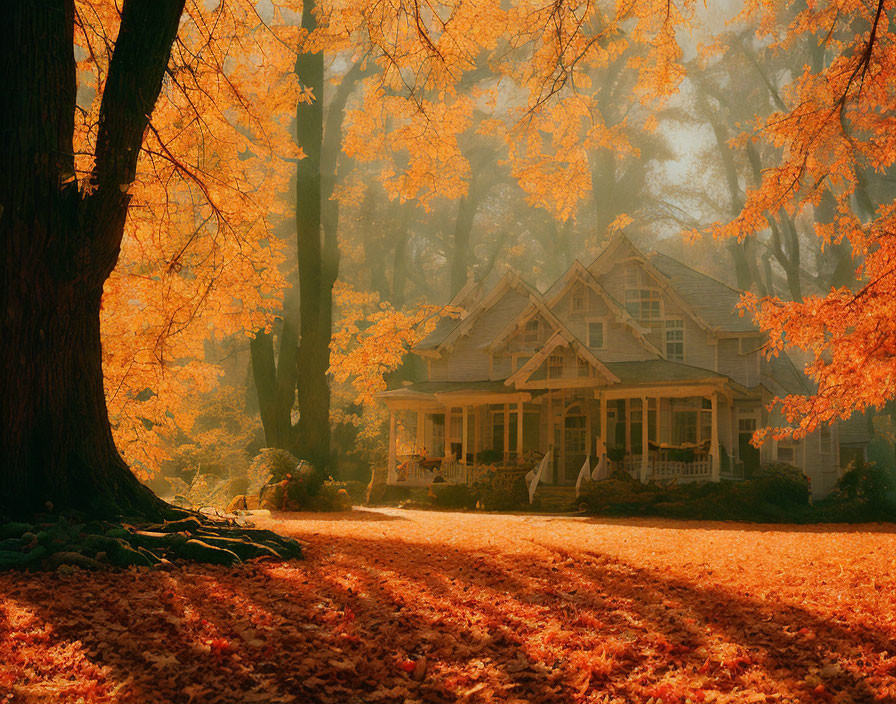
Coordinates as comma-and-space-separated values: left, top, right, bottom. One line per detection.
249, 287, 300, 450
0, 1, 185, 517
250, 60, 364, 459
293, 0, 332, 473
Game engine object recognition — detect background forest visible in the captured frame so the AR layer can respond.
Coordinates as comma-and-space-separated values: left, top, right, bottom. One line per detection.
67, 0, 894, 503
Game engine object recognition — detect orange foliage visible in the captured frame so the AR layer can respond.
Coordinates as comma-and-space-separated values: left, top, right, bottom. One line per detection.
73, 0, 694, 476
707, 0, 896, 440
2, 510, 894, 702
72, 2, 299, 475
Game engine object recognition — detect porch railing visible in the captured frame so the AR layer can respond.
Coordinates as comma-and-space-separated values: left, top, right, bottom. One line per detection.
611, 454, 714, 482
392, 455, 522, 486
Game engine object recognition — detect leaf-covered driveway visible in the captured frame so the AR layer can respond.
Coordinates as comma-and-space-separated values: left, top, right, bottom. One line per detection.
2, 509, 895, 703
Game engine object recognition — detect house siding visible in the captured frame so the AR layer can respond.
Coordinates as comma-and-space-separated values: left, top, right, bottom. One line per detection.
428, 288, 529, 381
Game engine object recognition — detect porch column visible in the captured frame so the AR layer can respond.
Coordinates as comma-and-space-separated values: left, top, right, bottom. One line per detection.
462, 406, 469, 465
640, 395, 649, 483
446, 407, 453, 458
625, 399, 631, 453
599, 394, 607, 455
710, 392, 720, 481
416, 409, 424, 452
474, 407, 481, 458
388, 409, 397, 480
516, 399, 524, 456
503, 403, 510, 459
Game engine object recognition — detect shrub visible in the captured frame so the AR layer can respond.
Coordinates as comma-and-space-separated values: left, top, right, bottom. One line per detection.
835, 459, 894, 508
606, 447, 626, 462
311, 478, 354, 511
341, 480, 368, 505
251, 448, 300, 485
472, 470, 529, 511
475, 449, 504, 465
751, 463, 810, 507
577, 479, 658, 514
429, 484, 476, 509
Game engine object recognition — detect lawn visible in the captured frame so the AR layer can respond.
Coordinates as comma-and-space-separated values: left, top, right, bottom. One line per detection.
2, 509, 895, 703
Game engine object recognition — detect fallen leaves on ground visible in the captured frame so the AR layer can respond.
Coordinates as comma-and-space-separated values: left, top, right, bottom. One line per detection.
1, 509, 894, 703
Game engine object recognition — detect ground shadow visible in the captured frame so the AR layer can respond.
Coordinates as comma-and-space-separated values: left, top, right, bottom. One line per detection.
3, 526, 894, 703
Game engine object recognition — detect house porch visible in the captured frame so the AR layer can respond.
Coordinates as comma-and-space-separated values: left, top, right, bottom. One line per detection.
380, 380, 749, 489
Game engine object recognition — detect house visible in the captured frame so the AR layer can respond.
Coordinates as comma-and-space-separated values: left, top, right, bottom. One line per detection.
379, 235, 860, 499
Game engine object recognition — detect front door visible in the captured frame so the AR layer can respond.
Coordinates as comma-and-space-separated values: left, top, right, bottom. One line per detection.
564, 412, 587, 483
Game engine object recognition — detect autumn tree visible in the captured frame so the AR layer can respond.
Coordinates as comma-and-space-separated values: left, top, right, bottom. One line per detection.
709, 0, 896, 439
0, 1, 190, 517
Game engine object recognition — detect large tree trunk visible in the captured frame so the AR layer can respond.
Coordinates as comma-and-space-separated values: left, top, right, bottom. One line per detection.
293, 0, 332, 473
0, 1, 185, 518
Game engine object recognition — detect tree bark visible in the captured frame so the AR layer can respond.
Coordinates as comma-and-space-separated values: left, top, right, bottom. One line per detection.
0, 1, 185, 518
293, 0, 332, 474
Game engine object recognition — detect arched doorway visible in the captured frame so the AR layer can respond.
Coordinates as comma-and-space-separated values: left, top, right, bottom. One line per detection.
562, 402, 587, 483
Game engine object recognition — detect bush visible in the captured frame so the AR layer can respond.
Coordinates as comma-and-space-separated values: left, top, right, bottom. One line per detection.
311, 478, 354, 511
577, 479, 658, 514
429, 484, 476, 509
751, 463, 810, 507
341, 480, 368, 505
475, 449, 504, 465
607, 447, 626, 462
667, 448, 695, 463
578, 472, 814, 521
251, 448, 300, 485
472, 471, 530, 511
836, 459, 894, 508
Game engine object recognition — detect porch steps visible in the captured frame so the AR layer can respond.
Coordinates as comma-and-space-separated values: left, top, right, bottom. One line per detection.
533, 485, 580, 513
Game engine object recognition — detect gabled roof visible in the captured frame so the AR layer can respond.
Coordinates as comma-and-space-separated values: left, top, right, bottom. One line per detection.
506, 331, 620, 387
588, 233, 759, 335
647, 251, 759, 334
761, 351, 812, 397
542, 260, 662, 356
415, 269, 535, 354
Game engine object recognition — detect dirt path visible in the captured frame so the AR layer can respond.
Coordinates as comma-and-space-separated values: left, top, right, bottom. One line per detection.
2, 508, 894, 703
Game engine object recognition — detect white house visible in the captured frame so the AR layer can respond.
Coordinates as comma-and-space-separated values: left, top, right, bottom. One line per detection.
379, 235, 861, 499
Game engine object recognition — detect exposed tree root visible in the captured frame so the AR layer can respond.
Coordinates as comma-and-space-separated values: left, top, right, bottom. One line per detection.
0, 512, 303, 571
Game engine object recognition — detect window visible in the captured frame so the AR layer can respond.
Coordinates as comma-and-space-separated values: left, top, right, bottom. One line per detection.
625, 289, 661, 321
673, 411, 698, 444
665, 319, 684, 361
548, 354, 564, 378
523, 318, 539, 345
738, 418, 757, 433
777, 439, 796, 463
571, 289, 586, 313
588, 320, 605, 349
577, 358, 591, 377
